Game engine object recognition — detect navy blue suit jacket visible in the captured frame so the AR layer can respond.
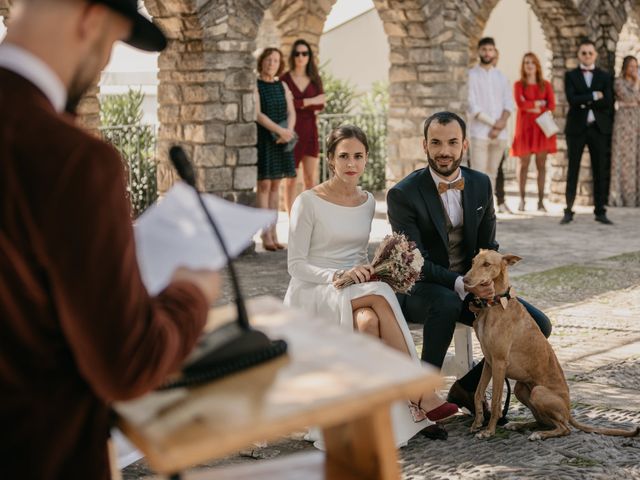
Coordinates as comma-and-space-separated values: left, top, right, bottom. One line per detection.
387, 166, 499, 291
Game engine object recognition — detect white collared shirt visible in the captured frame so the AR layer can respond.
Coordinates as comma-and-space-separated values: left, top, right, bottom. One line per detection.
467, 65, 514, 140
579, 63, 597, 124
0, 43, 66, 113
428, 167, 467, 299
429, 167, 463, 228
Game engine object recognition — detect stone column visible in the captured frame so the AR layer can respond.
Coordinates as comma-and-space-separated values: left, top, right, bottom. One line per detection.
380, 0, 443, 185
151, 1, 258, 204
0, 0, 11, 22
76, 84, 101, 134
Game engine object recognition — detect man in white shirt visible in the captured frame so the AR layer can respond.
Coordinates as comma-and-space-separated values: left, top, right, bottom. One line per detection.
467, 37, 514, 213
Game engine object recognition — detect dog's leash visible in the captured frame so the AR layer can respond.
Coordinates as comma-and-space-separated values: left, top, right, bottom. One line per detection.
471, 286, 515, 424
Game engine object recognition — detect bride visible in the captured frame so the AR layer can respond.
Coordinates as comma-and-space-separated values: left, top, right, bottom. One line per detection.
284, 125, 458, 446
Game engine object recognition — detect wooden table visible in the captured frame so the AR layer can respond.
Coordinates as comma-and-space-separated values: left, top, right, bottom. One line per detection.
115, 296, 442, 479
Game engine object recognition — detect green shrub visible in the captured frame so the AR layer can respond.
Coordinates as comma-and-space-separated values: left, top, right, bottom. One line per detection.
320, 64, 356, 115
100, 89, 157, 218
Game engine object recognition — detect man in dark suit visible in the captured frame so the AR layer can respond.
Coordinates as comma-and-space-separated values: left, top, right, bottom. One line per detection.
561, 39, 614, 225
0, 1, 220, 479
387, 111, 551, 420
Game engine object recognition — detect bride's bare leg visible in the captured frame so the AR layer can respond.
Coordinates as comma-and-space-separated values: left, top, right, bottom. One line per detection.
351, 295, 445, 410
351, 296, 409, 354
353, 307, 380, 337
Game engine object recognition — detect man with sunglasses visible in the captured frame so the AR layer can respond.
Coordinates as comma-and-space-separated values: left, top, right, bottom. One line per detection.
561, 39, 614, 225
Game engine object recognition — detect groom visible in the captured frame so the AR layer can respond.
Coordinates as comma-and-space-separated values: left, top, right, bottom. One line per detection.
387, 111, 552, 419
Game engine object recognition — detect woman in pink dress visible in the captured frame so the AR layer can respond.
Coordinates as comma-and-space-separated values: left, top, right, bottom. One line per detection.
281, 39, 325, 214
511, 52, 557, 212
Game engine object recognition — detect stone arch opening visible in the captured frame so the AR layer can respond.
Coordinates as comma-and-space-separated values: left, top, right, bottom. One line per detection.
614, 2, 640, 74
457, 0, 590, 204
245, 0, 433, 190
468, 0, 554, 198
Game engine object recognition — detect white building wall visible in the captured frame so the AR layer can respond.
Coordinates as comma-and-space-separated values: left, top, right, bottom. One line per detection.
319, 8, 389, 95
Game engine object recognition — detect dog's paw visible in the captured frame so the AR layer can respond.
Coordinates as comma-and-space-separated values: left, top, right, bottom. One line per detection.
475, 429, 495, 439
470, 420, 484, 433
504, 422, 523, 431
528, 432, 543, 441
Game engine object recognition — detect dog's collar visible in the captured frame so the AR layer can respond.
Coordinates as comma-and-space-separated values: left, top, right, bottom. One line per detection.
472, 286, 515, 310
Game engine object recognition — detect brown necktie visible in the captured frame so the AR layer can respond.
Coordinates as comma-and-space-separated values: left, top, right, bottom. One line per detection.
437, 178, 465, 195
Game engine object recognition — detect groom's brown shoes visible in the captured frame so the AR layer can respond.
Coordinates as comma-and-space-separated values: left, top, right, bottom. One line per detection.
446, 380, 489, 420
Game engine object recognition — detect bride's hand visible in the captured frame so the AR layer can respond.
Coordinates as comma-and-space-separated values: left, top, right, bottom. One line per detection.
346, 264, 375, 284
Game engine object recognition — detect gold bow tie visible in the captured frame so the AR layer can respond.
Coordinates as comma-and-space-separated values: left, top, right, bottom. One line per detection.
437, 178, 465, 195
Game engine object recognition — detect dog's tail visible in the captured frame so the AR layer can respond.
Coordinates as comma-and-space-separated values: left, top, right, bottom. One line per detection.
569, 416, 640, 437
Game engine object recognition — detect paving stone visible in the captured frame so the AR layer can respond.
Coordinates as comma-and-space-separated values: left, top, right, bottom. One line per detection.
574, 359, 640, 391
124, 191, 640, 479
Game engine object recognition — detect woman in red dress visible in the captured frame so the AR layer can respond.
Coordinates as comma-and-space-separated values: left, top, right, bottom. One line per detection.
511, 52, 557, 212
281, 39, 325, 214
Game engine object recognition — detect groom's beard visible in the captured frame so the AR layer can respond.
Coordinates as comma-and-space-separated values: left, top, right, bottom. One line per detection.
427, 151, 463, 178
479, 55, 493, 65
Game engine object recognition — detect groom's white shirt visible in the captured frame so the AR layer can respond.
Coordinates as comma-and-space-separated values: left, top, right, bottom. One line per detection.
428, 167, 467, 300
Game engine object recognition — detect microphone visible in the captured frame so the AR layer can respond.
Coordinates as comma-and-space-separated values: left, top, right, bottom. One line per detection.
162, 145, 287, 388
169, 145, 249, 329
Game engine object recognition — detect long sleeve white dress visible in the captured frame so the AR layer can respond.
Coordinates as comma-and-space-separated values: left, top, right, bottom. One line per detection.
284, 189, 431, 447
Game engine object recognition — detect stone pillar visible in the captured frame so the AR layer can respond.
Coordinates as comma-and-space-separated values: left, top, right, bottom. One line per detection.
379, 0, 441, 185
150, 1, 258, 204
0, 0, 11, 22
76, 84, 101, 134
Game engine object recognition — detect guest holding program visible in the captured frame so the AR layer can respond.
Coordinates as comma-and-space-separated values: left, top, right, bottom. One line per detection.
511, 52, 557, 212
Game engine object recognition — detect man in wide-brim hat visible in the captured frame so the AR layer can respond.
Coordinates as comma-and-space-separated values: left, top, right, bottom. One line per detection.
0, 1, 220, 478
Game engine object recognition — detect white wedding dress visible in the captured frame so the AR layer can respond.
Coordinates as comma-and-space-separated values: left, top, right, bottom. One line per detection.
284, 190, 432, 447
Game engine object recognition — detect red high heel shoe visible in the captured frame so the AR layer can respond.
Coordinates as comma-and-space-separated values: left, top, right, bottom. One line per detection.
425, 402, 459, 422
409, 401, 459, 423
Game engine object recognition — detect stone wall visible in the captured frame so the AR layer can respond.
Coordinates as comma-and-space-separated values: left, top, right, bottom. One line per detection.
0, 0, 10, 21
3, 0, 639, 207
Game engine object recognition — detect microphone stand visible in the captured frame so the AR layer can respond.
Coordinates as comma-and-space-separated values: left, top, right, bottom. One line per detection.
160, 146, 287, 388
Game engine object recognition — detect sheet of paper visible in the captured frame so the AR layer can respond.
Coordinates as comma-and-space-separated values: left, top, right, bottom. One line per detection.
134, 182, 276, 295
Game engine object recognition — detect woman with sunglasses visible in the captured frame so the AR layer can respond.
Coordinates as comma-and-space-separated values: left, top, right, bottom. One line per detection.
281, 39, 325, 214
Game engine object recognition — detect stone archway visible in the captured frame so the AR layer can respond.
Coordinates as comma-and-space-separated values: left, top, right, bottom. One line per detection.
245, 0, 435, 186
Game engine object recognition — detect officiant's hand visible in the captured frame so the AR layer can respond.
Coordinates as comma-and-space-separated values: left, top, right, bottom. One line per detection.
465, 280, 495, 300
171, 267, 221, 305
346, 264, 375, 284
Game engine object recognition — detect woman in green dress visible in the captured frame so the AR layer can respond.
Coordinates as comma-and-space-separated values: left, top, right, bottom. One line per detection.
255, 47, 296, 250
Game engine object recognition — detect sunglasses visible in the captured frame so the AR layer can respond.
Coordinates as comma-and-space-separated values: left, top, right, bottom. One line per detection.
294, 51, 310, 57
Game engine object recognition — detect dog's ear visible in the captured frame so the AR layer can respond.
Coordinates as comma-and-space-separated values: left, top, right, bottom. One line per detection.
502, 254, 522, 266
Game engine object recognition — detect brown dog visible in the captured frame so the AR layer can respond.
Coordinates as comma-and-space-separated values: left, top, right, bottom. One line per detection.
464, 249, 639, 440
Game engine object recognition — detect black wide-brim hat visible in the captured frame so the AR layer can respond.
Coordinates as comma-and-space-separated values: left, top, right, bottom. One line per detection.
92, 0, 167, 52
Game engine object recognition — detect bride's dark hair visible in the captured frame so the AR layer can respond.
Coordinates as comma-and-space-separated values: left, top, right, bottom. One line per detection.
326, 124, 369, 161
